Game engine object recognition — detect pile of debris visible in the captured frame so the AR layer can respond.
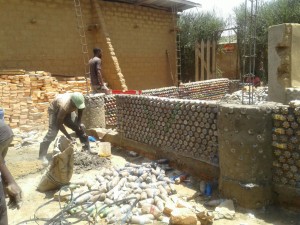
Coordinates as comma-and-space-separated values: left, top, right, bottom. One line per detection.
220, 86, 268, 105
73, 151, 111, 173
10, 129, 42, 148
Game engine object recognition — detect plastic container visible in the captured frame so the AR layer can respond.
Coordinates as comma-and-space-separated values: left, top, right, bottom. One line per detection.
131, 215, 153, 224
97, 142, 111, 157
88, 136, 97, 142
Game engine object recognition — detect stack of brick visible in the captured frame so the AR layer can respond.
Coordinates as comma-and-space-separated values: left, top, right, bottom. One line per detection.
55, 76, 90, 94
0, 70, 91, 131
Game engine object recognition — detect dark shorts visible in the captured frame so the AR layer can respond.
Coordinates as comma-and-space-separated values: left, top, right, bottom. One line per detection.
0, 181, 8, 225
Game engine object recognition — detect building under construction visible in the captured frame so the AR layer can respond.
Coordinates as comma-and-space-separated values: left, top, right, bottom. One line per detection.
1, 0, 300, 224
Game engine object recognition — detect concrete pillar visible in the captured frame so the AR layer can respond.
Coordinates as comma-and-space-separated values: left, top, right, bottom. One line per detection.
218, 103, 275, 208
82, 94, 106, 129
268, 23, 300, 103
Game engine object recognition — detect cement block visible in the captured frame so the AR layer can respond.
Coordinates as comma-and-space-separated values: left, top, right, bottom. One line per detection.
82, 94, 106, 129
268, 23, 300, 103
219, 177, 273, 209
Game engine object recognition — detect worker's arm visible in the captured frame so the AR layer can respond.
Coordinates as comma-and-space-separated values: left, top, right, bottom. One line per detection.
77, 109, 85, 131
0, 156, 22, 209
96, 60, 104, 86
56, 109, 72, 140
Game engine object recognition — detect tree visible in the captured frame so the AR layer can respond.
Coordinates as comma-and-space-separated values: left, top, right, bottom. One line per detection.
179, 11, 226, 82
234, 0, 300, 82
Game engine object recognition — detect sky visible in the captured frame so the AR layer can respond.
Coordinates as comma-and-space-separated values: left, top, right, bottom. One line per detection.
189, 0, 247, 18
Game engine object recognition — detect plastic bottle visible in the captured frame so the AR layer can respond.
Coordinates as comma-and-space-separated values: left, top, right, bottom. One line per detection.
199, 180, 206, 194
156, 159, 169, 164
174, 174, 188, 184
130, 215, 153, 224
204, 182, 212, 196
140, 203, 162, 218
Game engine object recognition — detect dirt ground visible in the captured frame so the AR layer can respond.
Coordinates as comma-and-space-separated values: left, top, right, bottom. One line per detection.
4, 132, 300, 225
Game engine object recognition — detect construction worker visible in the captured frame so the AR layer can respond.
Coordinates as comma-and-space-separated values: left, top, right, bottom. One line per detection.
89, 47, 110, 94
0, 119, 22, 225
39, 92, 90, 163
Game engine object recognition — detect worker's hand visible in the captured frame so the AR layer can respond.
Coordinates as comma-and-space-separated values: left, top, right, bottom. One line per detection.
78, 123, 85, 131
101, 84, 109, 91
6, 182, 22, 209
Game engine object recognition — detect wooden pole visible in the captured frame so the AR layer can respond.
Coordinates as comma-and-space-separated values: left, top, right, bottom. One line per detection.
201, 40, 205, 81
206, 40, 211, 80
195, 42, 200, 81
212, 40, 216, 79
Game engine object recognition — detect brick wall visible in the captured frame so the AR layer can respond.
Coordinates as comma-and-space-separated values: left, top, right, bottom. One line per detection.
0, 0, 177, 90
0, 0, 91, 76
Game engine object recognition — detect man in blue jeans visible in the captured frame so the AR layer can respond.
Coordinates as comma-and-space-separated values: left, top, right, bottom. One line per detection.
0, 120, 22, 225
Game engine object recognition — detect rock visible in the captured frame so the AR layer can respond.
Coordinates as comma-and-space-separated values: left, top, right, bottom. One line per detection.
176, 199, 193, 209
213, 199, 235, 220
204, 199, 224, 207
170, 208, 198, 225
53, 188, 71, 201
163, 202, 176, 216
196, 211, 214, 225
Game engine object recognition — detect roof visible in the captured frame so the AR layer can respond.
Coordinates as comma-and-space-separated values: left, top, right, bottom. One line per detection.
103, 0, 201, 11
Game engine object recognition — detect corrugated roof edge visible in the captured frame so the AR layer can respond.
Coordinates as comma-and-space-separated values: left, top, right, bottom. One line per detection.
103, 0, 201, 11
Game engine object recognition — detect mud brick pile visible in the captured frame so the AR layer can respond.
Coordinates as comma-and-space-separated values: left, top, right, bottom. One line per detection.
54, 76, 91, 94
116, 95, 219, 165
272, 103, 300, 188
179, 78, 229, 100
0, 70, 90, 131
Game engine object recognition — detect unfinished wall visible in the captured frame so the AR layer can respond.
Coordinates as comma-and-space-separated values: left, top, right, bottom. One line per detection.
0, 0, 176, 90
218, 103, 276, 209
268, 23, 300, 104
116, 95, 219, 166
179, 79, 229, 100
272, 104, 300, 208
141, 86, 179, 98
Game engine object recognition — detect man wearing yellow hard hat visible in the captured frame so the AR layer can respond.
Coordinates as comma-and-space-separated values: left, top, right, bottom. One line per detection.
39, 92, 90, 163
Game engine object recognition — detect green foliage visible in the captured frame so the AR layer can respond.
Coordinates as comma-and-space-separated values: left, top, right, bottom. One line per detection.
234, 0, 300, 82
179, 11, 226, 82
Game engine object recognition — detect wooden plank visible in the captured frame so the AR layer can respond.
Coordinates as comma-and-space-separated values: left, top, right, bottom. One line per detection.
206, 40, 211, 80
212, 40, 216, 79
200, 40, 205, 81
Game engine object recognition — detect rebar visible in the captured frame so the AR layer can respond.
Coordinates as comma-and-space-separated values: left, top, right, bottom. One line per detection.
241, 0, 258, 105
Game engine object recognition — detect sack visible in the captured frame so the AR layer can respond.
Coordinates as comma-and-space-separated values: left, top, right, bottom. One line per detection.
37, 136, 74, 192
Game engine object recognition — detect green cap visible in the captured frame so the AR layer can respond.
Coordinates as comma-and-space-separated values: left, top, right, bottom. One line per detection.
71, 92, 85, 109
